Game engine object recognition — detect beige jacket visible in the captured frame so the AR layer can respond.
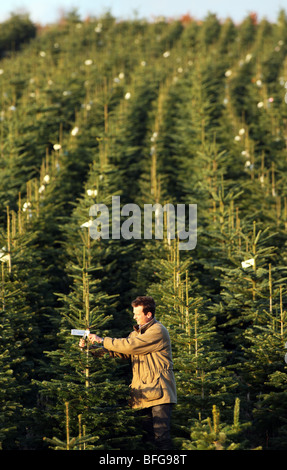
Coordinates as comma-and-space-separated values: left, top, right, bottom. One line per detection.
102, 319, 177, 409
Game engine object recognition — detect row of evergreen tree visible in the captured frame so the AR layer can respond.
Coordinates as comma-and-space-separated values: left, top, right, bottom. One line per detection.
1, 9, 287, 450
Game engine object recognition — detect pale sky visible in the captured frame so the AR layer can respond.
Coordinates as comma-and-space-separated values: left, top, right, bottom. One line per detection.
0, 0, 285, 24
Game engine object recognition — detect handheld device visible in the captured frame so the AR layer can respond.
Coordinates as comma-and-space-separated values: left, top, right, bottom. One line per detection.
71, 329, 90, 339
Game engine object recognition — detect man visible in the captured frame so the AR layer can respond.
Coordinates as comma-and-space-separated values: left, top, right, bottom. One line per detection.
80, 296, 177, 450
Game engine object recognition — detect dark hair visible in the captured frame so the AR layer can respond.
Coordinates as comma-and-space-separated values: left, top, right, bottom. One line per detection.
131, 296, 156, 317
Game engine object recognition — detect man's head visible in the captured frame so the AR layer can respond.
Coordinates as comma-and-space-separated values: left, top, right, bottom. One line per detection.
131, 296, 156, 326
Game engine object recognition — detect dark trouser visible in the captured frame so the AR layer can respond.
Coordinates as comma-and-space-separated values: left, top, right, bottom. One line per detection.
141, 403, 173, 450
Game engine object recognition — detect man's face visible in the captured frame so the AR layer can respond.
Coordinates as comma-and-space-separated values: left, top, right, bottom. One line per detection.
133, 305, 152, 326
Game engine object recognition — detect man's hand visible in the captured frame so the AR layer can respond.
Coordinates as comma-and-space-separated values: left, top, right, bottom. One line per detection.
88, 334, 103, 344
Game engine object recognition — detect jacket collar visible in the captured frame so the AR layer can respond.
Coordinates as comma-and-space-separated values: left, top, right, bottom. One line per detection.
133, 317, 157, 334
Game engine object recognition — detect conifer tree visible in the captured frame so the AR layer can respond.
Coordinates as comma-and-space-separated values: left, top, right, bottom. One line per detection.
180, 399, 253, 450
43, 401, 100, 450
143, 238, 238, 443
0, 206, 43, 448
